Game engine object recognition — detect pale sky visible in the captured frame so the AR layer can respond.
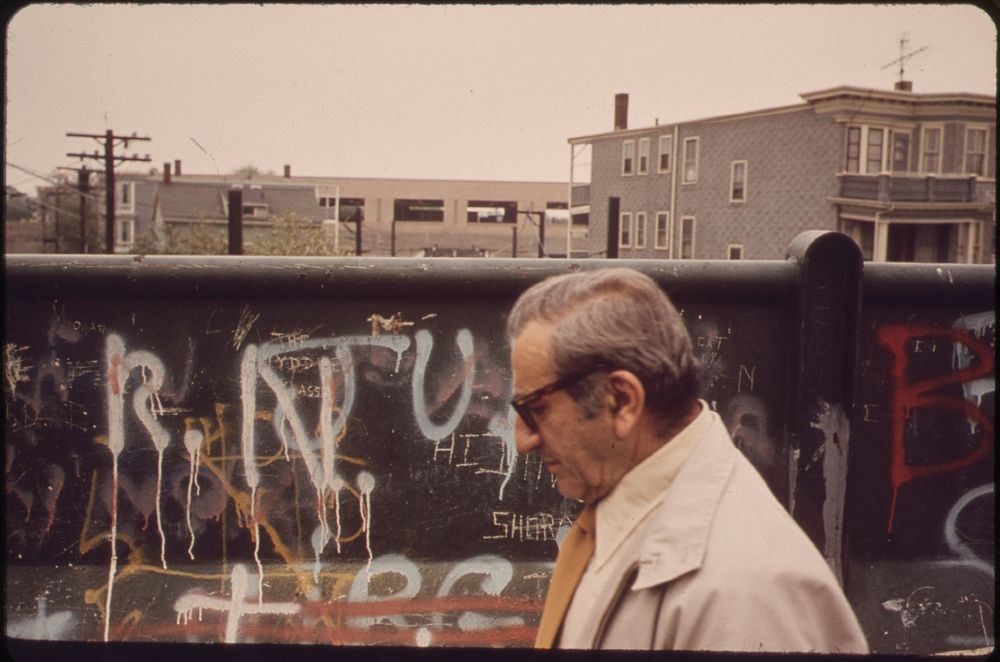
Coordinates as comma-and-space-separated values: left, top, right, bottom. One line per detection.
4, 3, 997, 194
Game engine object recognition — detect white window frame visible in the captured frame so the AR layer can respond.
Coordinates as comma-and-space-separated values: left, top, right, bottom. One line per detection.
654, 211, 670, 251
730, 160, 748, 202
117, 216, 135, 247
920, 124, 943, 175
638, 138, 650, 175
682, 137, 699, 184
964, 124, 990, 177
727, 244, 744, 260
635, 212, 647, 248
679, 216, 696, 258
888, 129, 912, 173
845, 124, 893, 175
658, 135, 673, 173
619, 211, 632, 248
622, 140, 635, 176
117, 181, 135, 213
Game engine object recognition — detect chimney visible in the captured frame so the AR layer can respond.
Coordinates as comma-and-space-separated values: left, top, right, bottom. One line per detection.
163, 162, 172, 185
174, 159, 182, 176
614, 93, 629, 131
894, 80, 913, 92
284, 164, 291, 178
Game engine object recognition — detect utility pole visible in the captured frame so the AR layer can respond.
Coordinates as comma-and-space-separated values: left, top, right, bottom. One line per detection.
58, 165, 94, 253
67, 130, 151, 254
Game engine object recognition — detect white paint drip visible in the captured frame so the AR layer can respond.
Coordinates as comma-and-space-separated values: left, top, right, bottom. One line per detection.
247, 483, 264, 605
310, 524, 328, 585
412, 329, 475, 441
174, 564, 300, 644
357, 471, 376, 575
156, 447, 167, 569
488, 413, 517, 500
240, 344, 260, 490
810, 400, 850, 584
331, 477, 344, 555
104, 462, 119, 642
184, 429, 204, 560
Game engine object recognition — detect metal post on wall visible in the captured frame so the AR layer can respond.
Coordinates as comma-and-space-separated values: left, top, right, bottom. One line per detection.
607, 197, 620, 259
785, 230, 863, 583
228, 189, 243, 255
78, 167, 90, 253
355, 218, 362, 256
537, 211, 546, 258
512, 225, 518, 258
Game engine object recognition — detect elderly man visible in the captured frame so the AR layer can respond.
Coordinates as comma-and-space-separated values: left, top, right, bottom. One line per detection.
507, 268, 868, 653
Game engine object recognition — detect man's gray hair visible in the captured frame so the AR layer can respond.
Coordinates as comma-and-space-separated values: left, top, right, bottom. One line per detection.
507, 267, 701, 422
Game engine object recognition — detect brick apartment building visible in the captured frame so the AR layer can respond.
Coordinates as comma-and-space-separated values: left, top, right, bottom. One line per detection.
98, 165, 571, 258
569, 84, 995, 263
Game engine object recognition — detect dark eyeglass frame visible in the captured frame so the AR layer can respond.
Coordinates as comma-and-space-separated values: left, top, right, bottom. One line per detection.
510, 364, 613, 433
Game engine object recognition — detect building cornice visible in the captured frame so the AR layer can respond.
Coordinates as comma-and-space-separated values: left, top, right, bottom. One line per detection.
801, 86, 996, 109
569, 85, 996, 145
568, 103, 810, 144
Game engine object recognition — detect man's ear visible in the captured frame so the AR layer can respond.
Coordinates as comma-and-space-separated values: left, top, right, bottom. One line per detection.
606, 370, 645, 437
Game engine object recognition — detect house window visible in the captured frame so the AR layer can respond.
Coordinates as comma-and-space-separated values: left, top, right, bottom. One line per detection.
890, 130, 910, 172
682, 137, 699, 184
679, 216, 695, 258
727, 244, 744, 260
846, 127, 862, 173
320, 197, 365, 222
866, 128, 885, 173
655, 211, 670, 250
117, 217, 134, 246
242, 204, 268, 218
394, 199, 445, 222
921, 126, 942, 174
730, 161, 747, 202
619, 212, 632, 248
635, 212, 647, 248
622, 141, 635, 176
846, 125, 892, 174
658, 135, 672, 173
965, 127, 988, 176
638, 138, 650, 175
466, 200, 516, 223
117, 181, 134, 212
544, 202, 569, 225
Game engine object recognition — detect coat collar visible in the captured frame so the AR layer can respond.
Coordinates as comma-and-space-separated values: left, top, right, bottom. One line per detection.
631, 410, 738, 591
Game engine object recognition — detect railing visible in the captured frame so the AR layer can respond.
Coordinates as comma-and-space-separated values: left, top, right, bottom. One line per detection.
839, 173, 983, 203
4, 232, 994, 658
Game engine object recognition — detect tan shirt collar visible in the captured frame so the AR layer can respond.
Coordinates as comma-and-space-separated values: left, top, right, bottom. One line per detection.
592, 401, 713, 570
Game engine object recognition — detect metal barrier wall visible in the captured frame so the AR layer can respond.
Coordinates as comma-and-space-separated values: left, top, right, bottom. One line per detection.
4, 232, 994, 657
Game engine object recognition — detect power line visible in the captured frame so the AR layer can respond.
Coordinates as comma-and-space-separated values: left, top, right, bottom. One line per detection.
6, 161, 102, 204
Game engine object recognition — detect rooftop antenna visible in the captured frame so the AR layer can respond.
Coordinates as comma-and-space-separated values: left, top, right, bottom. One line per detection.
881, 33, 930, 90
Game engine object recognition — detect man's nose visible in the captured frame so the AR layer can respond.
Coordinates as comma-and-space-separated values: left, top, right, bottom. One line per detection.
513, 413, 541, 455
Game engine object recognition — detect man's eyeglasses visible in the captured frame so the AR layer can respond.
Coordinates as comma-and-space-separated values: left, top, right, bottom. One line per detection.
510, 364, 613, 433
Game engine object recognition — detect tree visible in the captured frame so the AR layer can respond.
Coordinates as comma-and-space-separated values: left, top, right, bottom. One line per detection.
246, 212, 349, 256
231, 164, 273, 179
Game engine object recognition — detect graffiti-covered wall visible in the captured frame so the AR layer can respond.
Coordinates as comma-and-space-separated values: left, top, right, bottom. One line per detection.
4, 232, 994, 655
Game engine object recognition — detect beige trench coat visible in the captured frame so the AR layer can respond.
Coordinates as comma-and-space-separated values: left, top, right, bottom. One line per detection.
569, 413, 869, 653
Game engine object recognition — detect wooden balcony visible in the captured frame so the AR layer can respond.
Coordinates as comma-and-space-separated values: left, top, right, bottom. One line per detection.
838, 174, 989, 204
